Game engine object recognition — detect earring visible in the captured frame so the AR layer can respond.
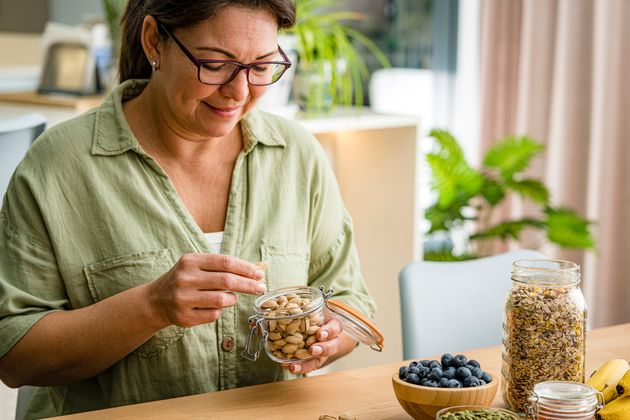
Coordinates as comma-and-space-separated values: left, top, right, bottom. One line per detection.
151, 60, 159, 71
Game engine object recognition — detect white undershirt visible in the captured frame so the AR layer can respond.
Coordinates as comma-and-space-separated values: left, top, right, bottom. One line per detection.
203, 231, 224, 254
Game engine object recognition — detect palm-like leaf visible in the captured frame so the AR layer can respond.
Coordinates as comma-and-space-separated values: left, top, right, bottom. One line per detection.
483, 136, 544, 180
471, 219, 545, 241
507, 178, 550, 204
545, 207, 596, 249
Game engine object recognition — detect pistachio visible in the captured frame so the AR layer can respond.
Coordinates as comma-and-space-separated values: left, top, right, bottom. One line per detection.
261, 299, 278, 310
281, 343, 299, 354
295, 349, 311, 359
268, 332, 282, 341
285, 335, 303, 344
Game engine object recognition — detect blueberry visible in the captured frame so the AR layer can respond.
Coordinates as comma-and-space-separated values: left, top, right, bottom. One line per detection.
446, 379, 462, 388
456, 367, 472, 380
406, 373, 420, 385
481, 372, 492, 383
417, 366, 431, 379
428, 360, 442, 370
443, 367, 456, 380
452, 354, 468, 368
419, 360, 431, 367
478, 379, 487, 385
408, 366, 420, 375
468, 359, 481, 368
465, 364, 476, 371
399, 366, 409, 379
463, 376, 481, 387
424, 380, 439, 387
409, 361, 419, 368
438, 378, 449, 388
420, 378, 430, 386
471, 367, 484, 379
441, 353, 454, 368
428, 367, 443, 381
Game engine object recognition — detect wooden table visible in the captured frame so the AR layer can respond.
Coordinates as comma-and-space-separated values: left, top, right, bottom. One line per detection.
52, 323, 630, 419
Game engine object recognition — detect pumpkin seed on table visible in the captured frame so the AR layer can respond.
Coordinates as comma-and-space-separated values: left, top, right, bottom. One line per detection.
439, 408, 515, 419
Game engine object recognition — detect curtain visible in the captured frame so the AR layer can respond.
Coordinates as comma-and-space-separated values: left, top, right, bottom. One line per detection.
479, 0, 630, 328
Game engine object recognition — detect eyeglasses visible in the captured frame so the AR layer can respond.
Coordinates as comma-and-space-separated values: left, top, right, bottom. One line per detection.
156, 20, 292, 86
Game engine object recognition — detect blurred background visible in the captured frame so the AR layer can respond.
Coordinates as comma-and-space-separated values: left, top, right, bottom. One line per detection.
0, 0, 628, 401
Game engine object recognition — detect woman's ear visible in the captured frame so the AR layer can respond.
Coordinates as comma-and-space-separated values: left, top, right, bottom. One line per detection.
140, 15, 163, 69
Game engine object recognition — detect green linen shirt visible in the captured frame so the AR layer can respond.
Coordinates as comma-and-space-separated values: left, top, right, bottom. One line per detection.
0, 79, 376, 418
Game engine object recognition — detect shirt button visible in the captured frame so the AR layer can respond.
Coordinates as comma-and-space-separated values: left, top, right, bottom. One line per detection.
222, 336, 235, 352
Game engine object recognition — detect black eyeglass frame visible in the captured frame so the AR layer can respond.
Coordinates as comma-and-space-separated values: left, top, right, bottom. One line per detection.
156, 20, 292, 86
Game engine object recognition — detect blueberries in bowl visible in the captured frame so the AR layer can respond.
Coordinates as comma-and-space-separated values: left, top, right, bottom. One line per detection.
398, 353, 493, 388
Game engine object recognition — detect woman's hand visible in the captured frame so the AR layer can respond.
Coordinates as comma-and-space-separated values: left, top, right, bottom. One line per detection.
146, 253, 266, 329
281, 314, 358, 374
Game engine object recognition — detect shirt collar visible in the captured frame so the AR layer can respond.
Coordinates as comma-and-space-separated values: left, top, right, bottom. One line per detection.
92, 79, 286, 157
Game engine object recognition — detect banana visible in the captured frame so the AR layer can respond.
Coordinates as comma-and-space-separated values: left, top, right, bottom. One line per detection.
596, 395, 630, 420
586, 359, 630, 404
616, 370, 630, 397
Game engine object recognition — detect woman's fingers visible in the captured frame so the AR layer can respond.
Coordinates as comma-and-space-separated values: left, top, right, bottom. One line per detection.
309, 336, 341, 358
317, 317, 343, 342
184, 254, 265, 280
177, 254, 267, 295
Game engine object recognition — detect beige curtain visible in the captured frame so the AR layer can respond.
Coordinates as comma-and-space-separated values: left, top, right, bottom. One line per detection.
479, 0, 630, 328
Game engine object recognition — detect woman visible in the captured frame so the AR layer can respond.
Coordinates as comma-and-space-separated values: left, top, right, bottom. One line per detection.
0, 0, 376, 418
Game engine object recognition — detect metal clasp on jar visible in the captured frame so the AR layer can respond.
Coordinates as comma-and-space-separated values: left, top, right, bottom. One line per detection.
241, 315, 268, 361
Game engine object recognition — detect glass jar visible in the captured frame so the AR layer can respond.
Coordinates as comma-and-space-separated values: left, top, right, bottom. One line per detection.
242, 285, 384, 363
501, 259, 587, 413
529, 381, 604, 420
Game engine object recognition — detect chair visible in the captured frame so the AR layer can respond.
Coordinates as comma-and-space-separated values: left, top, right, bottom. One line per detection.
399, 249, 546, 360
0, 113, 46, 199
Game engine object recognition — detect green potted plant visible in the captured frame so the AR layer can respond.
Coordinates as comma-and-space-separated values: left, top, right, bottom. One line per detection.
423, 129, 596, 261
289, 0, 390, 112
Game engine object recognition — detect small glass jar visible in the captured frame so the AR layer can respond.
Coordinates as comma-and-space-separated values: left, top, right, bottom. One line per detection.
242, 285, 384, 363
528, 381, 604, 420
502, 259, 587, 413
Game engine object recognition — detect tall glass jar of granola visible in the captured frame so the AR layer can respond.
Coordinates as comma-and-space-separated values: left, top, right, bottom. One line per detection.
501, 259, 587, 414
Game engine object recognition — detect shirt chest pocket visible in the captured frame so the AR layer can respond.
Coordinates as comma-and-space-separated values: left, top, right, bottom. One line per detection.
260, 244, 310, 290
83, 248, 188, 358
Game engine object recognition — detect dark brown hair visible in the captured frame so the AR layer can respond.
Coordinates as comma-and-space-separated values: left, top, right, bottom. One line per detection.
119, 0, 296, 82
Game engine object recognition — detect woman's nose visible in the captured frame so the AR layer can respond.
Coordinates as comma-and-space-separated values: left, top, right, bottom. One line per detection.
219, 68, 250, 101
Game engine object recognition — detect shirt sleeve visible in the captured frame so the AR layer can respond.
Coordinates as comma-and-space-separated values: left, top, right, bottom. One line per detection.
0, 162, 68, 359
306, 142, 377, 321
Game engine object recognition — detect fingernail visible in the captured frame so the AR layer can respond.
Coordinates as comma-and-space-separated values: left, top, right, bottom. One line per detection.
256, 283, 267, 295
311, 345, 322, 356
319, 330, 328, 340
254, 269, 265, 279
291, 365, 302, 373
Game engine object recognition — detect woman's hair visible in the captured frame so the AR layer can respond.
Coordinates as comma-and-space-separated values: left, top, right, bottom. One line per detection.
119, 0, 296, 82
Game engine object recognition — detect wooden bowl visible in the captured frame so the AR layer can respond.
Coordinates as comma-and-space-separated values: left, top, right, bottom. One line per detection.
391, 372, 499, 420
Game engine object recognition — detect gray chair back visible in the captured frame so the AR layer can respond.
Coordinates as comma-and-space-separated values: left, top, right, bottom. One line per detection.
0, 113, 46, 199
399, 249, 546, 360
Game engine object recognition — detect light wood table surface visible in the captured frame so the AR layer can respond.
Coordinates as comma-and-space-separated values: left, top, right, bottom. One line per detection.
53, 323, 630, 419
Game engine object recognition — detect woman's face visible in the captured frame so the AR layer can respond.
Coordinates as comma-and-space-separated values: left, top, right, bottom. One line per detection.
155, 6, 279, 140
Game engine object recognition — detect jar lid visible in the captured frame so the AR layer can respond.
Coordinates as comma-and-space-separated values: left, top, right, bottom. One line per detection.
326, 300, 384, 352
531, 381, 600, 412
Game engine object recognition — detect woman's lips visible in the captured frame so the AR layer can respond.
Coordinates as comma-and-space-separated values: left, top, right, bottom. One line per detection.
204, 102, 240, 118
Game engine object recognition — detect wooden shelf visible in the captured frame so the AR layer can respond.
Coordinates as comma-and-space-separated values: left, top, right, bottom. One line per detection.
0, 91, 105, 113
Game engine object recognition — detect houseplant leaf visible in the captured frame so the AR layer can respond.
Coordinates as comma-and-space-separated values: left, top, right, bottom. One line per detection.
470, 219, 545, 241
483, 136, 544, 180
506, 178, 550, 204
545, 207, 596, 249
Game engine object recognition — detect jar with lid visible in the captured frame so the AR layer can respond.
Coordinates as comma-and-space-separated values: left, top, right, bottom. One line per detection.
528, 381, 604, 419
501, 259, 587, 413
241, 285, 384, 363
